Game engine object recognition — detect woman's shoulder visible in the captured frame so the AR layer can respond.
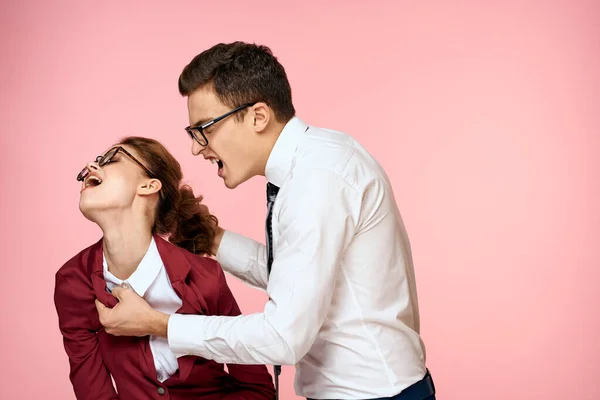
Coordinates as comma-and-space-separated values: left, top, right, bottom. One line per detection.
55, 238, 102, 283
154, 235, 220, 268
54, 240, 103, 315
179, 247, 223, 276
157, 235, 223, 277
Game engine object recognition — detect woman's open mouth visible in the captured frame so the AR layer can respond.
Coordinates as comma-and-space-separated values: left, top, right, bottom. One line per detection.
83, 174, 103, 190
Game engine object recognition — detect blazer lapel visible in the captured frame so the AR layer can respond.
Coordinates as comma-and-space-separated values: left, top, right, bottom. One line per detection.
89, 238, 118, 308
154, 235, 210, 315
154, 235, 210, 382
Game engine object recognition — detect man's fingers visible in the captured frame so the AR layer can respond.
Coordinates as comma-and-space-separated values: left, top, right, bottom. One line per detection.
95, 299, 106, 312
111, 283, 131, 301
111, 286, 123, 300
95, 299, 109, 325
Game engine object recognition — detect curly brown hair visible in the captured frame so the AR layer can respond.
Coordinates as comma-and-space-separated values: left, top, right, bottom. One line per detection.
119, 136, 216, 255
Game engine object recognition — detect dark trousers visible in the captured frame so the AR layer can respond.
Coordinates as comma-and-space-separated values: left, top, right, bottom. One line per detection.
308, 369, 435, 400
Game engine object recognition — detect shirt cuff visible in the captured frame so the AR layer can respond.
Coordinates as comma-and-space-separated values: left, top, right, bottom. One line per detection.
167, 313, 207, 359
216, 230, 262, 275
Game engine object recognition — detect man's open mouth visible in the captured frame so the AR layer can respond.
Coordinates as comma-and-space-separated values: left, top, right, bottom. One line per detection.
211, 158, 224, 170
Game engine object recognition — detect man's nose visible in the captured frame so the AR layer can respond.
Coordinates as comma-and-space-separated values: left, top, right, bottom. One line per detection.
191, 140, 206, 156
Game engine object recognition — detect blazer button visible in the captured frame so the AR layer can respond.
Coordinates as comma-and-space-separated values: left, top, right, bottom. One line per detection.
157, 387, 166, 395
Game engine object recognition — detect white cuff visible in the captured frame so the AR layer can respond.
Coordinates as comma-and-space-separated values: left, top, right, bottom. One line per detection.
167, 313, 207, 359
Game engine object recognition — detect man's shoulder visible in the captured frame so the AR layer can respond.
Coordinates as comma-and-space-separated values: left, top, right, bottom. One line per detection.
292, 125, 386, 189
301, 125, 356, 153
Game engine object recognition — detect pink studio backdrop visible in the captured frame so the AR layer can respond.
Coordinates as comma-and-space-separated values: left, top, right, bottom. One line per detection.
1, 1, 598, 399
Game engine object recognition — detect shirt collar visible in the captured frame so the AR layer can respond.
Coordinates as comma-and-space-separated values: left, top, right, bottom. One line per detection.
265, 116, 308, 187
102, 236, 163, 297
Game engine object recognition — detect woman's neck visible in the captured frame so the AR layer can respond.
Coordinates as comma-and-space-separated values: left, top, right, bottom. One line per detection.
98, 210, 154, 281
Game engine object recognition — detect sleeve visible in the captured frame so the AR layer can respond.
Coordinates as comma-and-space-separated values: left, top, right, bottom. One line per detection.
216, 230, 269, 291
168, 170, 358, 366
216, 269, 276, 399
54, 272, 119, 400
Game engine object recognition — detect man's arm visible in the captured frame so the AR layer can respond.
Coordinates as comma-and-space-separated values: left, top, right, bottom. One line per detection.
206, 209, 269, 291
167, 170, 359, 365
215, 230, 269, 291
54, 273, 120, 400
214, 267, 276, 399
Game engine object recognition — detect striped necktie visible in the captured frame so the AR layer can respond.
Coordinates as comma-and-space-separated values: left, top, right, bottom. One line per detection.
265, 181, 281, 398
266, 182, 279, 274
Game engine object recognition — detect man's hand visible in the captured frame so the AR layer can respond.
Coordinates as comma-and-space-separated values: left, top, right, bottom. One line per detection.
197, 202, 225, 257
95, 283, 169, 338
211, 226, 225, 257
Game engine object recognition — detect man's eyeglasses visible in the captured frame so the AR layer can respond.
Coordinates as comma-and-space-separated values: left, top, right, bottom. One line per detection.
76, 146, 154, 182
184, 102, 256, 146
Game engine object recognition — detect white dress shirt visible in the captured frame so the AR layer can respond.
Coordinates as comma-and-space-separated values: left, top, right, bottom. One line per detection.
168, 117, 427, 399
103, 237, 182, 383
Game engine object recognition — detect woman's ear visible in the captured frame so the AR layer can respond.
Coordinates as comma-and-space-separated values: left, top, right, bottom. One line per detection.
139, 178, 162, 196
251, 102, 270, 133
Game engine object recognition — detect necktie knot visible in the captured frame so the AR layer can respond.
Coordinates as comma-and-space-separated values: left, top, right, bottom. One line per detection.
267, 182, 280, 204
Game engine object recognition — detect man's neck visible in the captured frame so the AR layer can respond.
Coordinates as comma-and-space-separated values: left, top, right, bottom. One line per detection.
258, 118, 287, 176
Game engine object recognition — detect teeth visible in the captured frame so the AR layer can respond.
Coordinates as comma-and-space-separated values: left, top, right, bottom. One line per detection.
85, 176, 103, 187
210, 159, 220, 164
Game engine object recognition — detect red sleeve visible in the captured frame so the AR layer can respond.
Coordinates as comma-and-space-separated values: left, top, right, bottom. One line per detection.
215, 267, 276, 400
54, 272, 119, 400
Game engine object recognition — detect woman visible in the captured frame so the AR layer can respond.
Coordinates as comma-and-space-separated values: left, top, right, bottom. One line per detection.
54, 137, 276, 400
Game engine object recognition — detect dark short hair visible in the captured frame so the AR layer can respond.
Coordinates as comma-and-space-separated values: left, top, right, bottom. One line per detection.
178, 41, 295, 123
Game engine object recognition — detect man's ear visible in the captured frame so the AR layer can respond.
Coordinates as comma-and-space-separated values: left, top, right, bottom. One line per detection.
139, 178, 162, 196
251, 102, 271, 133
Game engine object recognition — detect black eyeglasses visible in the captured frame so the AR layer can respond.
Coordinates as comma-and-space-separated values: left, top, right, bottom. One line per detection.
184, 102, 256, 146
76, 146, 154, 182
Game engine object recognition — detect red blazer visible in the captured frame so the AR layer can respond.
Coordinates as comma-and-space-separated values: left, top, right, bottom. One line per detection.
54, 234, 276, 400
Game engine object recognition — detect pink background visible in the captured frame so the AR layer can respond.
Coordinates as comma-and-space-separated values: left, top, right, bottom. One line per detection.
1, 1, 598, 399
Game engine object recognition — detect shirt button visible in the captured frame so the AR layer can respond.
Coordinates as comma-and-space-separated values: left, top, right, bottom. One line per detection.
157, 387, 165, 395
157, 373, 163, 381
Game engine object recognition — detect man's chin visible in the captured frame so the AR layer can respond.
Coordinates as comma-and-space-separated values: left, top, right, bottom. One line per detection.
223, 178, 239, 189
223, 172, 253, 189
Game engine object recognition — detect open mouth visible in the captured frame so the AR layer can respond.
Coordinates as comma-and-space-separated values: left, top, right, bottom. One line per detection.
84, 175, 103, 188
210, 158, 224, 175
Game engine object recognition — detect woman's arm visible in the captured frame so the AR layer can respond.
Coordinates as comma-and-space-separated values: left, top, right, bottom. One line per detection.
54, 272, 119, 400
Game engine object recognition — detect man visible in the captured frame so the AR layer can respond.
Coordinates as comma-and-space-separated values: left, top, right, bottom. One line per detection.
96, 42, 436, 400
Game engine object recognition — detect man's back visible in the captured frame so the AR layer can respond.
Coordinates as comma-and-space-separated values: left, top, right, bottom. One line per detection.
269, 118, 427, 398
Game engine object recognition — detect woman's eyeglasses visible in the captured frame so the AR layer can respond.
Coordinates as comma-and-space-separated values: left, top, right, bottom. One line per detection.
76, 146, 154, 182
